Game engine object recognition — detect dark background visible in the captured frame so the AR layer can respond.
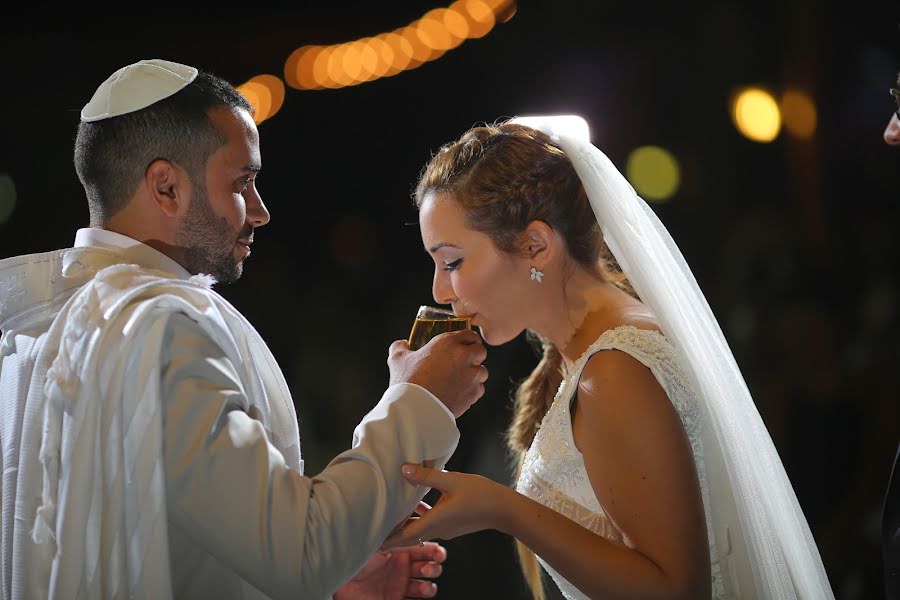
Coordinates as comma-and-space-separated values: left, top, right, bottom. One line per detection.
1, 2, 898, 598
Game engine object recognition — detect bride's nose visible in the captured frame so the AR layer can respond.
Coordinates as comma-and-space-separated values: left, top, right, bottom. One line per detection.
432, 268, 456, 305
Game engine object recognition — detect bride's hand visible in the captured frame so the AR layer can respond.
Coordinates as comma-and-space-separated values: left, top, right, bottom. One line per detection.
382, 463, 509, 549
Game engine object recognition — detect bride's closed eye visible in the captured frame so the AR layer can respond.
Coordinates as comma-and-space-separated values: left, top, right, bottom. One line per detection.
443, 259, 463, 272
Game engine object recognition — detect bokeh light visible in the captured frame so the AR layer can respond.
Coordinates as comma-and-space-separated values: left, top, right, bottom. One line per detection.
781, 89, 818, 139
442, 7, 470, 41
0, 174, 16, 224
485, 0, 517, 22
732, 87, 782, 143
286, 46, 324, 90
418, 10, 455, 51
238, 82, 270, 123
237, 75, 285, 124
453, 0, 496, 39
280, 1, 515, 91
625, 146, 681, 202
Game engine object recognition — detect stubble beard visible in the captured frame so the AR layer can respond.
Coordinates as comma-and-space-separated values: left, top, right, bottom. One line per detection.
174, 183, 249, 285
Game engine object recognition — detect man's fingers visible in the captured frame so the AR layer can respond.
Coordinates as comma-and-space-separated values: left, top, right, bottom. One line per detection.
410, 559, 443, 578
468, 342, 488, 364
415, 500, 433, 516
407, 579, 438, 598
389, 339, 409, 358
451, 328, 482, 344
401, 540, 446, 563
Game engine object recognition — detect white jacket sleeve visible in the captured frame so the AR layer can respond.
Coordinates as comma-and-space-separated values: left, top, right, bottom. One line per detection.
159, 312, 459, 600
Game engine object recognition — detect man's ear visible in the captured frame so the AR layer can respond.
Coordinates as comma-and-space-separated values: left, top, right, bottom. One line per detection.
521, 220, 555, 267
145, 159, 189, 218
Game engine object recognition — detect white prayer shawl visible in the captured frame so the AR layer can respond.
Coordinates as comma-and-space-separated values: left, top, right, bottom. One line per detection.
2, 247, 299, 599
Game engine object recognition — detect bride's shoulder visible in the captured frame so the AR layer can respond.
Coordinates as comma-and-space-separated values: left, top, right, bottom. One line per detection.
596, 309, 666, 345
577, 312, 673, 395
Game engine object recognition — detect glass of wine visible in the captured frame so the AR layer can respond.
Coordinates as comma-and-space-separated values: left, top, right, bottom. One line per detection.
407, 305, 472, 350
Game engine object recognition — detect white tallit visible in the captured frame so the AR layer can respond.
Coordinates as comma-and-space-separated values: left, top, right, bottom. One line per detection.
3, 247, 299, 599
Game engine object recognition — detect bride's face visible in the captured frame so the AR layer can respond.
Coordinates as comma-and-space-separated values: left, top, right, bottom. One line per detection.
419, 193, 533, 346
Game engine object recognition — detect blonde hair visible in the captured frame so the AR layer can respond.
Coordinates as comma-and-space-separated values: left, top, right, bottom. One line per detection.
414, 121, 633, 599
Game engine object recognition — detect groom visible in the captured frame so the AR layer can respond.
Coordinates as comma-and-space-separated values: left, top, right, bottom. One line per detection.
0, 59, 488, 599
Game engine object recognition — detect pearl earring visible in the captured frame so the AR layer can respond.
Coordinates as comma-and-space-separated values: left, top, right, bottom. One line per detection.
530, 266, 544, 283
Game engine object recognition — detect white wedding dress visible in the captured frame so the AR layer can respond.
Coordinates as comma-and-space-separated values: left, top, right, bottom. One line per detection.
516, 325, 731, 599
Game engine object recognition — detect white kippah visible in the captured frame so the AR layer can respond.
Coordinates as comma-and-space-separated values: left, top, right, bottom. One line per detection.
80, 59, 199, 122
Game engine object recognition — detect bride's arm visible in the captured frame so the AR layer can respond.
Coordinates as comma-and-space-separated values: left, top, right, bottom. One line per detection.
387, 349, 710, 600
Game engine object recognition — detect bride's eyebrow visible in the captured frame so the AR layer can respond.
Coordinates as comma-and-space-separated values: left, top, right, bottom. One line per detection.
428, 242, 462, 254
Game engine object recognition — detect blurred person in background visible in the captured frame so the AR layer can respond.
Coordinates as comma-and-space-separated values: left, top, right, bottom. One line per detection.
880, 71, 900, 599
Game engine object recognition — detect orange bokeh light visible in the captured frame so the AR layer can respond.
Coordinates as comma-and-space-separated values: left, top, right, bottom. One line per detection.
443, 7, 471, 42
454, 0, 496, 38
283, 1, 515, 90
418, 9, 455, 51
254, 75, 284, 117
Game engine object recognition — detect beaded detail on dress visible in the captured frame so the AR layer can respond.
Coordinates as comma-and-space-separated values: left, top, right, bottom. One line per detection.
515, 325, 728, 599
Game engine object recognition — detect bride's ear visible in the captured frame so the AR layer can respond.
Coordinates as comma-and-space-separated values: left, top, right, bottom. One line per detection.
521, 220, 556, 267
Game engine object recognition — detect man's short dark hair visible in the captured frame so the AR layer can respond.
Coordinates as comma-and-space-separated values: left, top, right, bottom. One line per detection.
73, 70, 253, 224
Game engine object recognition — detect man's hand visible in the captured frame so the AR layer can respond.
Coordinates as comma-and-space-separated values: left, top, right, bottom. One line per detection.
334, 542, 447, 600
388, 329, 488, 417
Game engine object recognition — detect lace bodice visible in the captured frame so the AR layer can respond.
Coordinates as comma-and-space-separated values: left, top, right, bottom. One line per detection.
515, 325, 728, 599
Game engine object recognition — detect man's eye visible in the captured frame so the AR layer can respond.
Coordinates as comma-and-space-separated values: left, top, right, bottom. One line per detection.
240, 176, 253, 192
443, 259, 463, 272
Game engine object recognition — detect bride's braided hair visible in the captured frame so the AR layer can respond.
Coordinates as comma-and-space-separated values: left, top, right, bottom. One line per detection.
414, 121, 635, 599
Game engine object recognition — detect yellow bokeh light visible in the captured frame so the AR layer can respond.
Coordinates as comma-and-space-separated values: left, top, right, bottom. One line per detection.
0, 174, 16, 224
732, 87, 782, 143
625, 146, 681, 202
781, 90, 817, 139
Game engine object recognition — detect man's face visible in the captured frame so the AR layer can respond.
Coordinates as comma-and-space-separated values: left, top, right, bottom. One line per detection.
884, 72, 900, 146
174, 107, 269, 283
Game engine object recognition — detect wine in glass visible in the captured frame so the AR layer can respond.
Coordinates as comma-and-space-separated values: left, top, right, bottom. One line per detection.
408, 305, 472, 350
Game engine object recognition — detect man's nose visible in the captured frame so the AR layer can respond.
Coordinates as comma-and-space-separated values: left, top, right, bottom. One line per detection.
884, 113, 900, 146
248, 189, 270, 227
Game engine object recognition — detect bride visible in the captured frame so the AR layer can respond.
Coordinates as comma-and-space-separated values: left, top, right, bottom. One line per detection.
386, 116, 834, 599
